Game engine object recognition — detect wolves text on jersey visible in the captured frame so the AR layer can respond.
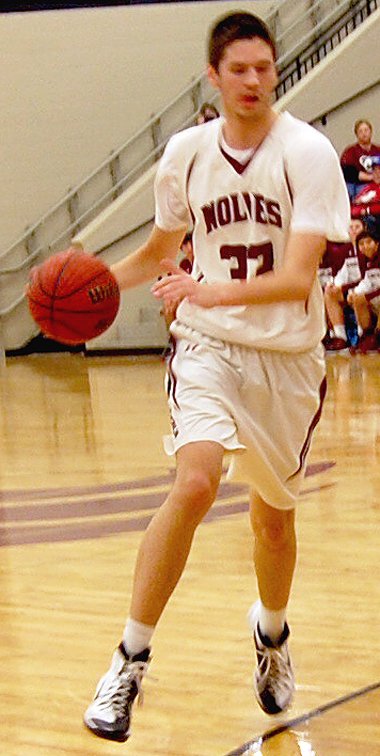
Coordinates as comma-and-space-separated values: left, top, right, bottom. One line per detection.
200, 191, 282, 234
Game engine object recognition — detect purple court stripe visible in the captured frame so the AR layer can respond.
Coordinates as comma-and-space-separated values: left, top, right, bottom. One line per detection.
305, 461, 335, 476
0, 482, 247, 522
0, 481, 337, 548
0, 472, 176, 502
0, 461, 335, 503
0, 460, 336, 547
301, 482, 336, 496
0, 501, 249, 547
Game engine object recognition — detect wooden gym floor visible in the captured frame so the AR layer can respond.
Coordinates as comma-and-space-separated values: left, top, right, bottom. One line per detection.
0, 350, 379, 755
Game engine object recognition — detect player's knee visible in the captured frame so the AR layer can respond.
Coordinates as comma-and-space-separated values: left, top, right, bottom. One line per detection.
176, 470, 217, 521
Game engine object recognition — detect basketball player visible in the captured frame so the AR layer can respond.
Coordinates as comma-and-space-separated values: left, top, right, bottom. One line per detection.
84, 11, 350, 742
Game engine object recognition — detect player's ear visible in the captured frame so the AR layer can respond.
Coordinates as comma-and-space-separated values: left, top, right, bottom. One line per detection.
207, 64, 220, 91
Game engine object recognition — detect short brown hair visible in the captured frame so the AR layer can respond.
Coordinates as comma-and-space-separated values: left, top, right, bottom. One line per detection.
208, 11, 276, 71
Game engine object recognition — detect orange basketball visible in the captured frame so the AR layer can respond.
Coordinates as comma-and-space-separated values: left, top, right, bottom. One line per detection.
27, 248, 120, 345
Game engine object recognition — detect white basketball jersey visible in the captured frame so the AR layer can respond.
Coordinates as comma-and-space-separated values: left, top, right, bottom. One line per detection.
155, 112, 350, 352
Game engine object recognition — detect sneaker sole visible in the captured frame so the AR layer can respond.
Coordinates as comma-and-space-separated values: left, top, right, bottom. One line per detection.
83, 717, 130, 743
253, 675, 289, 716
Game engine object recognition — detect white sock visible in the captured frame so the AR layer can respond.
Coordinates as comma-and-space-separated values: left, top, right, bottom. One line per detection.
357, 324, 363, 337
122, 617, 155, 657
333, 325, 347, 341
248, 600, 287, 643
258, 603, 287, 642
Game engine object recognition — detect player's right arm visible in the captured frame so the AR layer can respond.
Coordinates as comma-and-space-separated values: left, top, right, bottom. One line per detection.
110, 224, 187, 291
111, 130, 192, 292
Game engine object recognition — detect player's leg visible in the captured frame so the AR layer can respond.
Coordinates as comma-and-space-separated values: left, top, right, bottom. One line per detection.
229, 346, 325, 715
250, 492, 296, 612
129, 440, 224, 625
248, 492, 296, 715
324, 285, 348, 350
352, 293, 378, 352
352, 291, 372, 331
84, 439, 224, 742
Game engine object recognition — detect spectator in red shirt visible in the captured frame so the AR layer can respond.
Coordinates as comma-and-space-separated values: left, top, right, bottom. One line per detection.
340, 119, 380, 201
351, 156, 380, 237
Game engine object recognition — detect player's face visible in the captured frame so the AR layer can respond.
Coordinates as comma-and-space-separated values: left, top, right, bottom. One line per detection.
208, 38, 277, 121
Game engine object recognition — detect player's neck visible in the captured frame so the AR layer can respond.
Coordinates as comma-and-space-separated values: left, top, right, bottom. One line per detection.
222, 110, 278, 151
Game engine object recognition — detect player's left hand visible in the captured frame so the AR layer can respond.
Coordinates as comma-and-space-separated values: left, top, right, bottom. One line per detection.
151, 259, 221, 309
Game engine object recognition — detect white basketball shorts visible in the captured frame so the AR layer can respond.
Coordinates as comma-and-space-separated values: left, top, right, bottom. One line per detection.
164, 325, 326, 510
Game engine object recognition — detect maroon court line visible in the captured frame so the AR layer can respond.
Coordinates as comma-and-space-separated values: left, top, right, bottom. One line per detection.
0, 462, 336, 503
0, 482, 247, 522
0, 481, 337, 548
0, 501, 250, 547
0, 472, 176, 502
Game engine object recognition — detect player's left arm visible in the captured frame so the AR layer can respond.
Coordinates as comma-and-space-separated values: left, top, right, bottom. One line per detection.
152, 232, 325, 308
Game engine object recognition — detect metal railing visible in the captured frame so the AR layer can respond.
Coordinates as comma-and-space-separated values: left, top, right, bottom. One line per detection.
0, 0, 378, 323
276, 0, 378, 97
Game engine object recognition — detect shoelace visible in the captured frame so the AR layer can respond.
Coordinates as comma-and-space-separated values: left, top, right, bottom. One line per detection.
257, 645, 293, 696
97, 660, 149, 713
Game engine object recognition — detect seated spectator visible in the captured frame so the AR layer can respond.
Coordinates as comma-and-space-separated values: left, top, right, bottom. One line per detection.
318, 238, 352, 292
347, 229, 380, 353
323, 218, 365, 352
196, 102, 220, 125
351, 156, 380, 238
340, 119, 380, 201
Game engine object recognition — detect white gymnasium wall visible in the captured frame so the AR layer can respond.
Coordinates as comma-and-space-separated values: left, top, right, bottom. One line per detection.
311, 82, 380, 154
0, 0, 274, 252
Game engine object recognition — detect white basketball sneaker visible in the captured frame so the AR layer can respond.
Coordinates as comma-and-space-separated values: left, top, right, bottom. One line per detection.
84, 643, 151, 742
248, 603, 295, 715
